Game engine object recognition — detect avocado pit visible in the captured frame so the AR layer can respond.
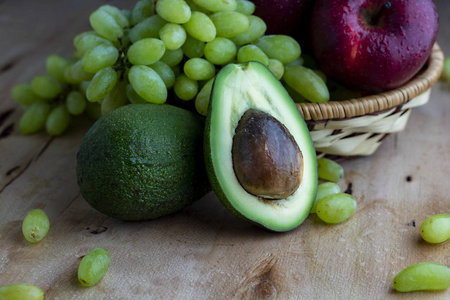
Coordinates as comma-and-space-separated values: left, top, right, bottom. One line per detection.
232, 109, 303, 200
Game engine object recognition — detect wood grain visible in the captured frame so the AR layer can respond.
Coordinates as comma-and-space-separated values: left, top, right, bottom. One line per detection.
0, 0, 449, 299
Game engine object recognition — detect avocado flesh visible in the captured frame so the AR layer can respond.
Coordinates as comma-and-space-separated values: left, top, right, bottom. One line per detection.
205, 62, 318, 232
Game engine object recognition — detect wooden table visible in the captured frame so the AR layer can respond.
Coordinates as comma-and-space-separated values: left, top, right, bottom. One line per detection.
1, 0, 449, 299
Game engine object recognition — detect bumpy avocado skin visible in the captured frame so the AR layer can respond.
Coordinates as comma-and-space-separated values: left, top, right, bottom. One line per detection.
77, 104, 210, 221
204, 62, 318, 232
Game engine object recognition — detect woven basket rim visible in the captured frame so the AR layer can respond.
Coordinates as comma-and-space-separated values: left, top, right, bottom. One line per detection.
297, 43, 444, 121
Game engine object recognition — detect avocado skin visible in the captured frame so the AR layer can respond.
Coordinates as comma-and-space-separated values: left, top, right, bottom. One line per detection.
77, 104, 210, 221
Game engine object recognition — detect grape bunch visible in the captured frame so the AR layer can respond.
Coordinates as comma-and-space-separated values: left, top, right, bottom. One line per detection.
11, 0, 331, 136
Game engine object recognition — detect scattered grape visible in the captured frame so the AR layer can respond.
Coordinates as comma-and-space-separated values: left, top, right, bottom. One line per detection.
316, 193, 357, 224
0, 283, 44, 300
78, 247, 111, 287
420, 214, 450, 244
393, 262, 450, 292
81, 44, 119, 73
22, 209, 50, 242
11, 83, 43, 107
317, 158, 344, 182
310, 182, 341, 214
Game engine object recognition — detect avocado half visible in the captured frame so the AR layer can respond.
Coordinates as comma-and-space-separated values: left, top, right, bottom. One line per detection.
205, 61, 318, 232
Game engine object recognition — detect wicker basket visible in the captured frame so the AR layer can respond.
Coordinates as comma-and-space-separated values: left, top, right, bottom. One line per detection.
296, 43, 445, 157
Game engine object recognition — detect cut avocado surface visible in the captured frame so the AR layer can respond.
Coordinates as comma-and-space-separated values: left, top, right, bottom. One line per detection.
205, 61, 318, 232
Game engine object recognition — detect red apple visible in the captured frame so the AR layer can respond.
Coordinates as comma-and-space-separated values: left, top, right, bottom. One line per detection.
310, 0, 439, 93
252, 0, 315, 46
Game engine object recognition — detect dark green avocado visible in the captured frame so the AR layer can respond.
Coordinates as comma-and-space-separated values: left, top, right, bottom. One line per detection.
76, 103, 210, 221
204, 61, 318, 232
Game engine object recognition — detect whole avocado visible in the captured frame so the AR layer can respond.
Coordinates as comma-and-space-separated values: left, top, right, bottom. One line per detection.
76, 104, 210, 221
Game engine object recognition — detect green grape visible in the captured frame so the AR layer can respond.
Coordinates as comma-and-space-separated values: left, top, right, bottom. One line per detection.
66, 91, 87, 115
81, 44, 119, 73
210, 11, 250, 38
310, 182, 341, 214
183, 12, 216, 42
420, 214, 450, 244
192, 0, 237, 12
86, 101, 102, 120
127, 38, 166, 65
160, 48, 184, 67
131, 0, 154, 25
230, 15, 266, 45
183, 58, 215, 81
316, 158, 344, 182
327, 78, 362, 101
86, 67, 118, 102
63, 62, 82, 85
283, 65, 330, 103
11, 83, 43, 107
174, 74, 198, 101
126, 84, 148, 104
268, 59, 284, 80
283, 83, 308, 103
237, 45, 269, 66
70, 60, 95, 82
122, 9, 132, 22
99, 5, 129, 29
301, 54, 320, 69
73, 31, 113, 57
78, 248, 110, 287
286, 57, 304, 66
185, 0, 210, 14
79, 81, 90, 96
254, 35, 301, 64
46, 54, 71, 83
156, 0, 191, 24
31, 75, 62, 99
393, 262, 450, 292
314, 69, 327, 83
129, 15, 167, 43
19, 101, 50, 135
148, 61, 176, 88
101, 82, 128, 115
204, 37, 236, 65
89, 7, 123, 42
236, 0, 255, 15
46, 105, 71, 136
182, 35, 205, 58
316, 193, 357, 224
159, 23, 187, 50
0, 283, 44, 300
128, 65, 167, 104
440, 57, 450, 82
195, 77, 214, 116
22, 209, 50, 242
